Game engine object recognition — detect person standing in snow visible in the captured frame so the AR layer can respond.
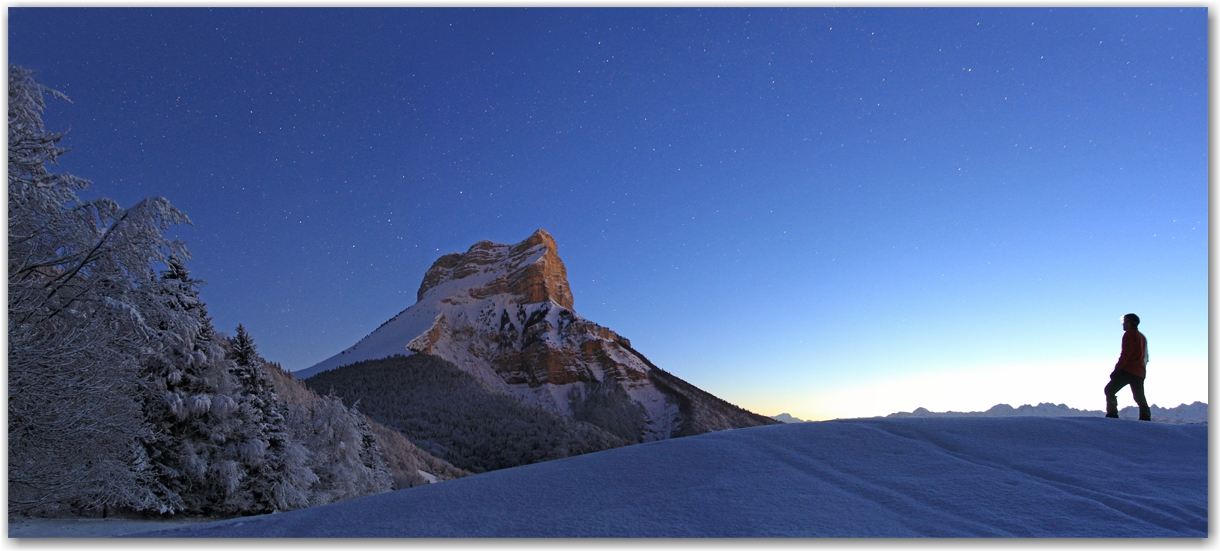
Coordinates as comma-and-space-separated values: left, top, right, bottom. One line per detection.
1104, 313, 1151, 421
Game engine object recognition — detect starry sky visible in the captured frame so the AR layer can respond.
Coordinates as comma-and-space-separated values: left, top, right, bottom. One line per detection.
9, 8, 1208, 420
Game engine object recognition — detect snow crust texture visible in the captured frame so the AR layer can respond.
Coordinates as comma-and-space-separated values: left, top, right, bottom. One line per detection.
139, 417, 1206, 538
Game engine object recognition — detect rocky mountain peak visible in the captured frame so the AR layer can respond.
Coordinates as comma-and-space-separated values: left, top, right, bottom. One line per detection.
300, 229, 777, 441
416, 229, 573, 310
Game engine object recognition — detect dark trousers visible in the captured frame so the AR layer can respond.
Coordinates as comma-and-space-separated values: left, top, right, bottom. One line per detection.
1105, 369, 1150, 421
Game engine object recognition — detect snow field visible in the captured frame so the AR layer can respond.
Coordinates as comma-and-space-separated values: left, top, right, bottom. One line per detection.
137, 416, 1206, 537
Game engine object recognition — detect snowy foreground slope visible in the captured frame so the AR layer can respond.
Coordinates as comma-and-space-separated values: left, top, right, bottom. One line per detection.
139, 417, 1205, 538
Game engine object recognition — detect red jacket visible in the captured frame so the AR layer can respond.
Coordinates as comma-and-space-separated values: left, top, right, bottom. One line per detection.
1115, 329, 1148, 378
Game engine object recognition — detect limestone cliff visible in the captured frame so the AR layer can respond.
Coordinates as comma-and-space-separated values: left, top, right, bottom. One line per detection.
296, 229, 777, 441
417, 229, 574, 309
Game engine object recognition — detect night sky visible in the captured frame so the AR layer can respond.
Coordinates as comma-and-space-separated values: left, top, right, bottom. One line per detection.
9, 8, 1207, 420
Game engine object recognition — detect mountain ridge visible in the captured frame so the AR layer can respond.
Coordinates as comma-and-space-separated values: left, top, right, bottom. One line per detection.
296, 229, 776, 442
886, 401, 1207, 423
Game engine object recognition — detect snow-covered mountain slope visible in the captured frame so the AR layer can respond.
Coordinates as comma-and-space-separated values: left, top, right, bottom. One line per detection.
887, 401, 1208, 424
140, 417, 1207, 537
295, 229, 776, 441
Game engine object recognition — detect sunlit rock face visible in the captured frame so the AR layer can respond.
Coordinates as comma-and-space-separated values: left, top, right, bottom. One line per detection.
298, 229, 778, 442
416, 229, 574, 309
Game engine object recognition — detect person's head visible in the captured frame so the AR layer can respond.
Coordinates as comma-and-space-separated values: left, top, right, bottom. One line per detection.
1123, 313, 1140, 331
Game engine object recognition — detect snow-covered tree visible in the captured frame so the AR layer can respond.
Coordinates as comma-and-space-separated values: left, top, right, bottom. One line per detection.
8, 65, 188, 515
137, 265, 251, 514
159, 257, 216, 344
265, 361, 415, 494
9, 65, 389, 518
223, 325, 316, 513
229, 324, 258, 368
286, 395, 392, 506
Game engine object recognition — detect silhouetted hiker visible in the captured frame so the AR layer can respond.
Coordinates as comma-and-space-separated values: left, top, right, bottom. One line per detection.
1105, 313, 1150, 421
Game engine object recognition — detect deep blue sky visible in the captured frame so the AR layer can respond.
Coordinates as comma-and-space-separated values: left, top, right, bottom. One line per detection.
9, 8, 1207, 419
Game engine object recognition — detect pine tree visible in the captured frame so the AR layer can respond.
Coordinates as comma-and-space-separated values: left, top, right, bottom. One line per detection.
139, 265, 316, 515
160, 256, 215, 345
230, 324, 258, 368
137, 258, 250, 515
222, 325, 316, 514
352, 406, 394, 491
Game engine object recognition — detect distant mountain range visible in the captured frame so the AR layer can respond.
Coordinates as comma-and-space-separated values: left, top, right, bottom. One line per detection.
296, 230, 776, 472
885, 401, 1207, 424
772, 402, 1208, 424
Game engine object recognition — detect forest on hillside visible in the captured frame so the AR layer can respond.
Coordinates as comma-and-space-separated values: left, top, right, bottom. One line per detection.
304, 354, 629, 473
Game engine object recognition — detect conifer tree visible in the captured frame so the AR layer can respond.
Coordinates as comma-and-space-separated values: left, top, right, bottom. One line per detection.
230, 324, 258, 368
352, 407, 394, 491
223, 325, 316, 513
138, 258, 251, 514
160, 256, 215, 345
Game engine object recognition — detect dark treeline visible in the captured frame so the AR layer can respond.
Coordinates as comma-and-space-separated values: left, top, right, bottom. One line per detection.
304, 354, 628, 474
260, 361, 468, 490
